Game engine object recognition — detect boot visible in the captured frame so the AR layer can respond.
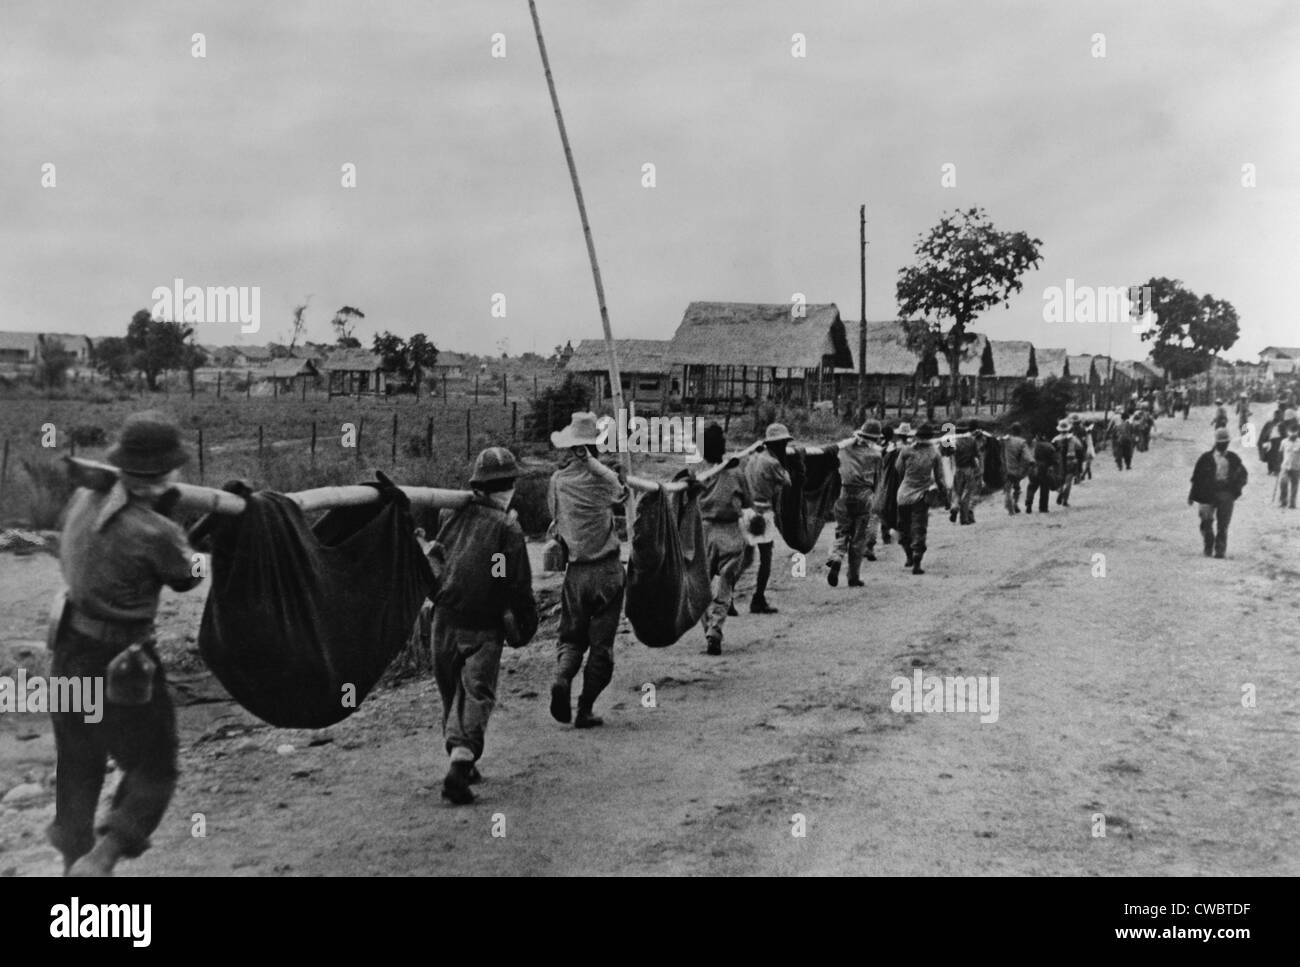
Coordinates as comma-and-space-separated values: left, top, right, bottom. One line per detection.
911, 553, 925, 576
726, 602, 738, 617
847, 558, 863, 587
441, 760, 475, 805
749, 594, 778, 614
574, 703, 604, 728
705, 633, 722, 656
826, 560, 841, 587
949, 507, 958, 523
549, 679, 572, 724
903, 549, 914, 568
864, 547, 877, 562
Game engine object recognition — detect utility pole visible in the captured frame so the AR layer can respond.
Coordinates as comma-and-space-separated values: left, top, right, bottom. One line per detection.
858, 204, 867, 411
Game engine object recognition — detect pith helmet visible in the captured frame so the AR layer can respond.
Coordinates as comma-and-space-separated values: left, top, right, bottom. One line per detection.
470, 446, 519, 485
763, 422, 793, 444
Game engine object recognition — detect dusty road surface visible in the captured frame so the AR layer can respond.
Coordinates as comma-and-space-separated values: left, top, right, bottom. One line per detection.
2, 407, 1297, 876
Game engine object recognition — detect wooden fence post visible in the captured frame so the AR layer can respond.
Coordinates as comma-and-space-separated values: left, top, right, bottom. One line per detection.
257, 425, 264, 460
512, 401, 518, 442
356, 418, 364, 463
465, 408, 471, 460
310, 421, 317, 464
425, 417, 433, 457
216, 371, 222, 399
391, 412, 398, 464
198, 428, 205, 483
246, 371, 252, 399
474, 375, 479, 405
503, 373, 508, 406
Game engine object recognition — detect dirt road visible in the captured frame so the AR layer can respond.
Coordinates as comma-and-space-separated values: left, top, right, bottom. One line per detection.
2, 408, 1297, 875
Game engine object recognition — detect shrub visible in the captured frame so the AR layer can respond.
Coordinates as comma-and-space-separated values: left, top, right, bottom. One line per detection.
1001, 378, 1076, 439
69, 424, 108, 447
529, 373, 590, 442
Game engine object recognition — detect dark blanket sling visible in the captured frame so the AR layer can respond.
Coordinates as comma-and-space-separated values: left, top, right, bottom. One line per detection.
197, 482, 434, 728
982, 437, 1005, 489
876, 449, 901, 534
625, 483, 710, 647
775, 448, 842, 554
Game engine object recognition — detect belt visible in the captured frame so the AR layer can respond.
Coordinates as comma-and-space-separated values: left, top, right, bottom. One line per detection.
567, 549, 621, 567
66, 605, 154, 646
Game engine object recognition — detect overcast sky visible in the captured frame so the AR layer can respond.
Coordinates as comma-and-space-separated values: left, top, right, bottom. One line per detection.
2, 0, 1296, 361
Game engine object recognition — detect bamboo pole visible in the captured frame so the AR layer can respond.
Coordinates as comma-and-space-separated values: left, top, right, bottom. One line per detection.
64, 456, 471, 517
529, 0, 631, 491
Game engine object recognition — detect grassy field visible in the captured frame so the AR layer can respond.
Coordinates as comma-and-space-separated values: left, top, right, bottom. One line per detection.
0, 384, 548, 531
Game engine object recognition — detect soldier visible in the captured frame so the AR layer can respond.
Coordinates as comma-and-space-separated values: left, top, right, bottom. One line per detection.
1000, 423, 1035, 515
1108, 412, 1135, 470
742, 422, 793, 614
48, 411, 202, 876
826, 419, 883, 588
894, 423, 947, 575
547, 412, 629, 729
946, 418, 983, 525
427, 447, 538, 805
1052, 419, 1084, 507
695, 423, 750, 655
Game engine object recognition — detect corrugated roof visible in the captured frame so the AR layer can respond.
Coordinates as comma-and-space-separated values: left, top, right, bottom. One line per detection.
567, 339, 671, 375
666, 302, 852, 369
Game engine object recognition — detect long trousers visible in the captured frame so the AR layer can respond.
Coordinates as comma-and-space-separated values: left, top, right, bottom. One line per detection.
701, 523, 745, 642
432, 612, 503, 761
556, 555, 625, 711
829, 487, 875, 577
1025, 474, 1051, 512
1114, 439, 1133, 469
1003, 475, 1023, 514
896, 501, 930, 558
47, 628, 177, 869
952, 468, 979, 523
1279, 470, 1300, 508
1198, 496, 1235, 555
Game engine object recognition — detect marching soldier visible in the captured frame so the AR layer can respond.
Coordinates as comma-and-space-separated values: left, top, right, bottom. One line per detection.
695, 424, 751, 655
742, 423, 793, 614
48, 411, 203, 876
826, 419, 883, 588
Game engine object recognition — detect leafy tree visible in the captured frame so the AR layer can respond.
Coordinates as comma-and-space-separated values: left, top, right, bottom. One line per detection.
36, 337, 75, 389
289, 298, 310, 349
1133, 277, 1240, 380
371, 331, 439, 385
530, 373, 590, 441
267, 342, 293, 360
93, 336, 132, 379
897, 207, 1043, 417
125, 309, 192, 390
406, 333, 438, 384
1004, 376, 1076, 440
331, 305, 365, 346
181, 341, 209, 392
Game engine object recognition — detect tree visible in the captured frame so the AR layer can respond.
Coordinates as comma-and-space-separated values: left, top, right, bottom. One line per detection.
36, 337, 75, 389
267, 342, 293, 360
125, 309, 192, 390
289, 298, 310, 349
897, 207, 1043, 417
332, 305, 365, 347
371, 331, 439, 387
181, 341, 209, 392
1134, 277, 1240, 381
93, 336, 132, 379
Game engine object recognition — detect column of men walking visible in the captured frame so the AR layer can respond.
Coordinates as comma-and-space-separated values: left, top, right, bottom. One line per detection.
48, 394, 1291, 874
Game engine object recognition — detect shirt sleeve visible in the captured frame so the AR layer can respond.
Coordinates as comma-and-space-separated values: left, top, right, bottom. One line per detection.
152, 519, 202, 592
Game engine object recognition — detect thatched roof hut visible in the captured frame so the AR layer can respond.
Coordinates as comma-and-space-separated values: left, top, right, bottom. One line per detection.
666, 301, 852, 370
1068, 354, 1097, 384
566, 339, 671, 376
988, 340, 1037, 379
1035, 347, 1069, 380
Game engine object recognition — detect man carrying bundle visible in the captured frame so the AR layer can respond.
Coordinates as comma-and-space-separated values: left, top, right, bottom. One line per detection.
742, 423, 793, 614
696, 423, 751, 655
427, 446, 538, 805
894, 423, 947, 575
1052, 419, 1084, 507
48, 411, 202, 876
826, 419, 883, 588
548, 412, 629, 729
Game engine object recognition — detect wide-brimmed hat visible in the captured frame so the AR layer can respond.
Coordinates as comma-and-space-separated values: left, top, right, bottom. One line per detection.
1056, 419, 1071, 432
1068, 413, 1081, 423
1214, 427, 1231, 443
855, 419, 883, 441
763, 422, 793, 444
470, 446, 518, 486
106, 410, 190, 476
551, 411, 604, 449
913, 423, 935, 440
894, 422, 915, 438
1214, 398, 1224, 405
